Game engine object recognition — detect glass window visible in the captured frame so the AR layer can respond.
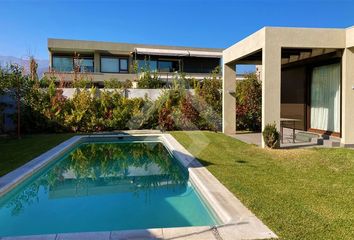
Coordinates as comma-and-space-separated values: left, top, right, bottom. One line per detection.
138, 60, 157, 72
80, 58, 94, 72
310, 63, 341, 132
52, 56, 73, 72
101, 57, 119, 73
120, 59, 128, 72
158, 61, 179, 72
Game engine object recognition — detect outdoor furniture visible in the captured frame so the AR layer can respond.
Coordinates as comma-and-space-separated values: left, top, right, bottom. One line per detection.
280, 118, 301, 143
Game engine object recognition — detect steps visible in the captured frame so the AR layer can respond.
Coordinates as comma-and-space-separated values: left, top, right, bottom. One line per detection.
295, 132, 341, 148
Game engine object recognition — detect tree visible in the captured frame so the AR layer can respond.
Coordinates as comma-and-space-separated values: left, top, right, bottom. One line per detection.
195, 66, 222, 115
235, 72, 262, 131
29, 56, 38, 84
2, 64, 32, 138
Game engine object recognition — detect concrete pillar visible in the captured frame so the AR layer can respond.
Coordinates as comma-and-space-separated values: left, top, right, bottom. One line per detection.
261, 44, 281, 147
94, 52, 100, 73
341, 47, 354, 147
222, 63, 236, 134
48, 51, 52, 71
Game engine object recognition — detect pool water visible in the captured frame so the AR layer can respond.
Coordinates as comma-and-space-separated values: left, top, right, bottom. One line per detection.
0, 140, 217, 237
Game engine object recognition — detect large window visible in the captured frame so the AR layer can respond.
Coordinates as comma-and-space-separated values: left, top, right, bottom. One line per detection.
158, 60, 179, 72
138, 60, 157, 72
53, 56, 94, 72
52, 56, 73, 72
101, 57, 128, 73
310, 63, 341, 133
137, 59, 179, 72
78, 58, 94, 72
120, 59, 128, 72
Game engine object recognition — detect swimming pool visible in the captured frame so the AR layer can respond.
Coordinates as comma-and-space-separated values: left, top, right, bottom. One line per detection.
0, 137, 217, 237
0, 134, 277, 240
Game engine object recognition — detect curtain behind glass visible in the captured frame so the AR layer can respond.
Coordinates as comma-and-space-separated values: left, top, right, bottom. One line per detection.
310, 63, 340, 132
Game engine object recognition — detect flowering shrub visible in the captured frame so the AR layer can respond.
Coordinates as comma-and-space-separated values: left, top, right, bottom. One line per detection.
1, 63, 225, 134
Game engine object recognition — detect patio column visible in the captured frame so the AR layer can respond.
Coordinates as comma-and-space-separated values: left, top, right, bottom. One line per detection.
222, 63, 236, 134
341, 47, 354, 147
94, 52, 100, 73
261, 44, 281, 148
48, 51, 52, 70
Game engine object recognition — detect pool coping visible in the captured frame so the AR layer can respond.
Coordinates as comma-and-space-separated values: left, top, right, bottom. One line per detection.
0, 133, 278, 240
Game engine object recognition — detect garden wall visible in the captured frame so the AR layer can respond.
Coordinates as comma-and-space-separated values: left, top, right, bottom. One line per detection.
61, 88, 195, 100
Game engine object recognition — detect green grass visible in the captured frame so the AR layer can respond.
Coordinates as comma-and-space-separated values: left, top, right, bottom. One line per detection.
170, 131, 354, 240
0, 133, 75, 177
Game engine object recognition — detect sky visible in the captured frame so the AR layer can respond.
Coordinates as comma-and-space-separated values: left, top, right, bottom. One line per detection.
0, 0, 354, 60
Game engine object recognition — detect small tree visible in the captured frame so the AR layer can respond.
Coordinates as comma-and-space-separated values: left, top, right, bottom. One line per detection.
137, 58, 166, 88
29, 56, 39, 85
236, 72, 262, 131
195, 66, 222, 115
2, 64, 32, 138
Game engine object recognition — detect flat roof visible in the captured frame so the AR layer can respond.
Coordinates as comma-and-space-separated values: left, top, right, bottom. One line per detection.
48, 38, 223, 55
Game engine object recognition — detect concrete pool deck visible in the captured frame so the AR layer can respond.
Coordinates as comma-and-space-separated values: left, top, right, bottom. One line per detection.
0, 132, 277, 240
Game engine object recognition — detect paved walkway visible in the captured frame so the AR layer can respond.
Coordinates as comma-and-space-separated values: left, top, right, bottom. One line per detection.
230, 128, 321, 148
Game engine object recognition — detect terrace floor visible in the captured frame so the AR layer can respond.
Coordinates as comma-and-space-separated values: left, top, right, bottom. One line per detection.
230, 128, 333, 148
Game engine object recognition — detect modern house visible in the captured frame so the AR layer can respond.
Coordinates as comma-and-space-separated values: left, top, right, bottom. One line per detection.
223, 26, 354, 148
46, 39, 223, 87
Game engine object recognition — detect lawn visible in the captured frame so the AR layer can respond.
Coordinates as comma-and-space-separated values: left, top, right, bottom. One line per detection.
0, 132, 353, 239
0, 133, 75, 176
171, 131, 354, 240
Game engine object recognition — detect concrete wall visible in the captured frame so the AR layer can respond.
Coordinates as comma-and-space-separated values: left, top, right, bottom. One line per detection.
346, 26, 354, 48
44, 72, 137, 83
48, 38, 223, 54
341, 27, 354, 146
61, 88, 195, 101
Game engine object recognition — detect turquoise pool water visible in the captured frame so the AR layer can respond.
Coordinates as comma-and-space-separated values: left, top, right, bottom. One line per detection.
0, 140, 217, 237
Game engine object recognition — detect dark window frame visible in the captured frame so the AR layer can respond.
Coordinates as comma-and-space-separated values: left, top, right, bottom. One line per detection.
157, 59, 180, 73
75, 57, 94, 73
52, 55, 74, 72
52, 55, 94, 73
100, 56, 129, 73
119, 58, 129, 72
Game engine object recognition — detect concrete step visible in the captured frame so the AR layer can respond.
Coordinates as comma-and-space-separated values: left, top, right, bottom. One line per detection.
323, 139, 341, 148
295, 132, 320, 142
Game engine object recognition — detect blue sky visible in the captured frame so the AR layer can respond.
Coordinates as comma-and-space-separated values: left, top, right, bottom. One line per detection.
0, 0, 353, 60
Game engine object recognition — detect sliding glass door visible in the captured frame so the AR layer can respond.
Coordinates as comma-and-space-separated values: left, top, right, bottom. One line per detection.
310, 63, 341, 133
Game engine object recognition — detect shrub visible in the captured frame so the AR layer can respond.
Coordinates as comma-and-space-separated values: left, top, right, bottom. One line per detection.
236, 73, 261, 131
262, 123, 280, 149
178, 94, 199, 130
137, 60, 166, 89
195, 66, 222, 115
1, 65, 226, 134
158, 107, 175, 131
104, 78, 132, 89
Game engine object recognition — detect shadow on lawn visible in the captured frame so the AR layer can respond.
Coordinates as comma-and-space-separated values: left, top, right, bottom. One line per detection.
195, 157, 215, 167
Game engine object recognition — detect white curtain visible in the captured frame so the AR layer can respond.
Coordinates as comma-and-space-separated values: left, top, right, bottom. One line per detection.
310, 63, 341, 132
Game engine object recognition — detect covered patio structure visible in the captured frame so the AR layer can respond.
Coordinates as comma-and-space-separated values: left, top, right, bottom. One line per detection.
223, 26, 354, 148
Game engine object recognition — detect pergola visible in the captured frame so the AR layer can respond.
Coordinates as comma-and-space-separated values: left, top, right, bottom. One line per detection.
222, 27, 354, 148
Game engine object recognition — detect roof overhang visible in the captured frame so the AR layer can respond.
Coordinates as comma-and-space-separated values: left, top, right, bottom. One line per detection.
135, 47, 222, 58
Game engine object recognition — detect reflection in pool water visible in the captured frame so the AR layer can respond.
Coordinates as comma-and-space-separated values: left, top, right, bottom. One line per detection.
0, 141, 216, 237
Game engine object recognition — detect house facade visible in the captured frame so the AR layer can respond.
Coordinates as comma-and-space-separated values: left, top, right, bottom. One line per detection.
46, 39, 223, 87
223, 26, 354, 148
